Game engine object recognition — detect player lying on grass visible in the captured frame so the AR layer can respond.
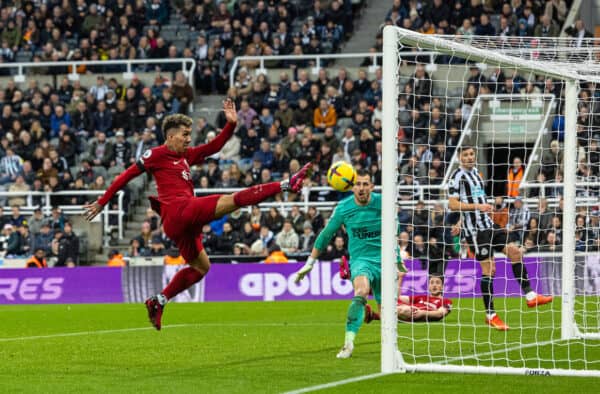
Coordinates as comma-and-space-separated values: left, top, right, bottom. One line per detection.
294, 170, 405, 359
364, 274, 452, 323
447, 145, 552, 331
84, 100, 312, 330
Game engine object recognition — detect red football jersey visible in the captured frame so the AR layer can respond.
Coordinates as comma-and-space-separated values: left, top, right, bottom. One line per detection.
398, 295, 452, 312
98, 122, 235, 208
137, 144, 197, 204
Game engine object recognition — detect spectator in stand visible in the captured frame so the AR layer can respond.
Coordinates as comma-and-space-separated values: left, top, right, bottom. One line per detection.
274, 99, 295, 131
299, 222, 316, 253
474, 13, 496, 36
89, 76, 109, 101
92, 100, 113, 136
88, 131, 114, 168
27, 208, 43, 235
491, 196, 509, 229
132, 221, 153, 254
525, 217, 544, 248
26, 248, 48, 268
8, 205, 26, 228
253, 139, 274, 170
237, 100, 257, 130
50, 105, 72, 138
540, 230, 561, 252
18, 224, 32, 257
172, 71, 194, 113
251, 225, 275, 255
541, 140, 563, 179
7, 175, 30, 207
508, 197, 530, 243
4, 224, 22, 257
148, 225, 172, 256
53, 222, 79, 266
507, 156, 524, 198
0, 147, 23, 185
320, 235, 347, 261
45, 207, 66, 233
544, 0, 567, 27
275, 219, 299, 254
534, 14, 559, 37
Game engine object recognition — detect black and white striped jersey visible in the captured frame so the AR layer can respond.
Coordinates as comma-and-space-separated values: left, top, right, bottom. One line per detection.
447, 167, 494, 236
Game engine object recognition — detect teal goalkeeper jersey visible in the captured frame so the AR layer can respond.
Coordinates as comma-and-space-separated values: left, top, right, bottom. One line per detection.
314, 192, 382, 266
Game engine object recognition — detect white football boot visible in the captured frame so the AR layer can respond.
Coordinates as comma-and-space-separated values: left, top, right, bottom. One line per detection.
336, 342, 354, 359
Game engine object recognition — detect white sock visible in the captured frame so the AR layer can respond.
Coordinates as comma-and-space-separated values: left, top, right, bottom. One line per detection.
280, 179, 290, 191
344, 332, 356, 346
486, 313, 496, 320
157, 294, 167, 305
525, 291, 537, 301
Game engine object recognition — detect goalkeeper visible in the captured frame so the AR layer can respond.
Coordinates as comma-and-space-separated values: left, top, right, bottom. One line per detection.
294, 169, 405, 359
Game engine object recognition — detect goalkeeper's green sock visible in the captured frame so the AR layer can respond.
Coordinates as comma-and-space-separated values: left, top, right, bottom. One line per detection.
345, 295, 367, 341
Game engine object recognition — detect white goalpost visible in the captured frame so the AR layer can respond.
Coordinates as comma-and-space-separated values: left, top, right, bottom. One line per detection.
381, 26, 600, 377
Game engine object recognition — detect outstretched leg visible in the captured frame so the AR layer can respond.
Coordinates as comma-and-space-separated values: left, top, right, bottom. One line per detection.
214, 162, 313, 218
146, 164, 313, 330
146, 249, 210, 330
504, 243, 553, 308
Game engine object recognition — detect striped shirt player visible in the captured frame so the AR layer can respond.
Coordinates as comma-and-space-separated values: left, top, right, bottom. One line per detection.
447, 146, 552, 331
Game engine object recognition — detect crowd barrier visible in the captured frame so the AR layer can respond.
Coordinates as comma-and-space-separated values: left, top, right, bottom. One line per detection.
4, 256, 595, 305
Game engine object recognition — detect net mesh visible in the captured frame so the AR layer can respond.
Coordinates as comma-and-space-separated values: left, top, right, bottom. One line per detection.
387, 28, 600, 373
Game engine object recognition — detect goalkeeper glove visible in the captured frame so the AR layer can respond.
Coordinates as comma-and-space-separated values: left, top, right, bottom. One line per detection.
339, 255, 350, 280
294, 256, 316, 283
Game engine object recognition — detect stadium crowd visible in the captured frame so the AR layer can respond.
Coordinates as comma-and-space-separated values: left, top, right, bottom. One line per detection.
0, 0, 596, 266
0, 0, 363, 264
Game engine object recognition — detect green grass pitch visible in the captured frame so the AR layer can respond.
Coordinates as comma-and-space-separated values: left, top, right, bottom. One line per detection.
0, 299, 598, 393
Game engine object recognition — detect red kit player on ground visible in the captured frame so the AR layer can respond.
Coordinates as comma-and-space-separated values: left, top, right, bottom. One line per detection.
84, 100, 312, 330
397, 274, 452, 322
365, 274, 452, 323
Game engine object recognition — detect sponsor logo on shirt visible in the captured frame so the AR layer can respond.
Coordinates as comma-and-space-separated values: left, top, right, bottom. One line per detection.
351, 227, 381, 240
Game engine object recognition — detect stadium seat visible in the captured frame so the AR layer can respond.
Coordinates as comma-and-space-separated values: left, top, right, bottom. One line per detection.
92, 166, 108, 181
107, 165, 125, 182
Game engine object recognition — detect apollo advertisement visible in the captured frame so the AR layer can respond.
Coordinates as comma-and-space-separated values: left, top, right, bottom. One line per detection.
0, 257, 598, 305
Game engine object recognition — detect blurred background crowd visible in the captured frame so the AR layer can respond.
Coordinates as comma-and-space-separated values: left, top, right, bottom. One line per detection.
0, 0, 596, 267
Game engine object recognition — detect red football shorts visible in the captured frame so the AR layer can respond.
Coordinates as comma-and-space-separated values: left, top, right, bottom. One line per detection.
161, 194, 222, 262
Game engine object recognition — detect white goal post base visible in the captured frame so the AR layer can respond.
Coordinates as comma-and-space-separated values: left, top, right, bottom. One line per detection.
402, 363, 600, 378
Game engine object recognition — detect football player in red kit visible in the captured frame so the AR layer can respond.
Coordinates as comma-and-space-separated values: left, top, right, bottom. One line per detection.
397, 274, 452, 322
364, 274, 452, 323
84, 100, 312, 330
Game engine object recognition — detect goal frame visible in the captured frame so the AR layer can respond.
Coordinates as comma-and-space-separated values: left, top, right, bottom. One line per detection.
380, 25, 599, 377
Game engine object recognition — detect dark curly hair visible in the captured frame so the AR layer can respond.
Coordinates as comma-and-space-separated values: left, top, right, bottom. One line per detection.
161, 114, 193, 139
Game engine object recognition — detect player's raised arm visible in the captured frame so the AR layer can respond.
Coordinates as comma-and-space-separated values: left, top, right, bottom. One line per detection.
83, 163, 144, 221
185, 99, 238, 165
294, 206, 344, 283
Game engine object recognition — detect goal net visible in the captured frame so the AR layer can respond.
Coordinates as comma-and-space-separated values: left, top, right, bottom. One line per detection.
381, 27, 600, 377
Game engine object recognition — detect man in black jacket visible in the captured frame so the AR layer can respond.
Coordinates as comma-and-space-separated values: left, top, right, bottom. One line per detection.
55, 222, 79, 266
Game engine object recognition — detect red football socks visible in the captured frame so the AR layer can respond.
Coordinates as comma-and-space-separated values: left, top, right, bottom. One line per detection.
162, 266, 204, 300
233, 182, 282, 207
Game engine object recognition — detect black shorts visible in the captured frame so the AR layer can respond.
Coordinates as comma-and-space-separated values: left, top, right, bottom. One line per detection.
465, 227, 509, 262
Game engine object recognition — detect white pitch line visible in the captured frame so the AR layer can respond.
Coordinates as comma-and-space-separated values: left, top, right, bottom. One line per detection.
0, 322, 339, 343
435, 338, 563, 365
282, 372, 392, 394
